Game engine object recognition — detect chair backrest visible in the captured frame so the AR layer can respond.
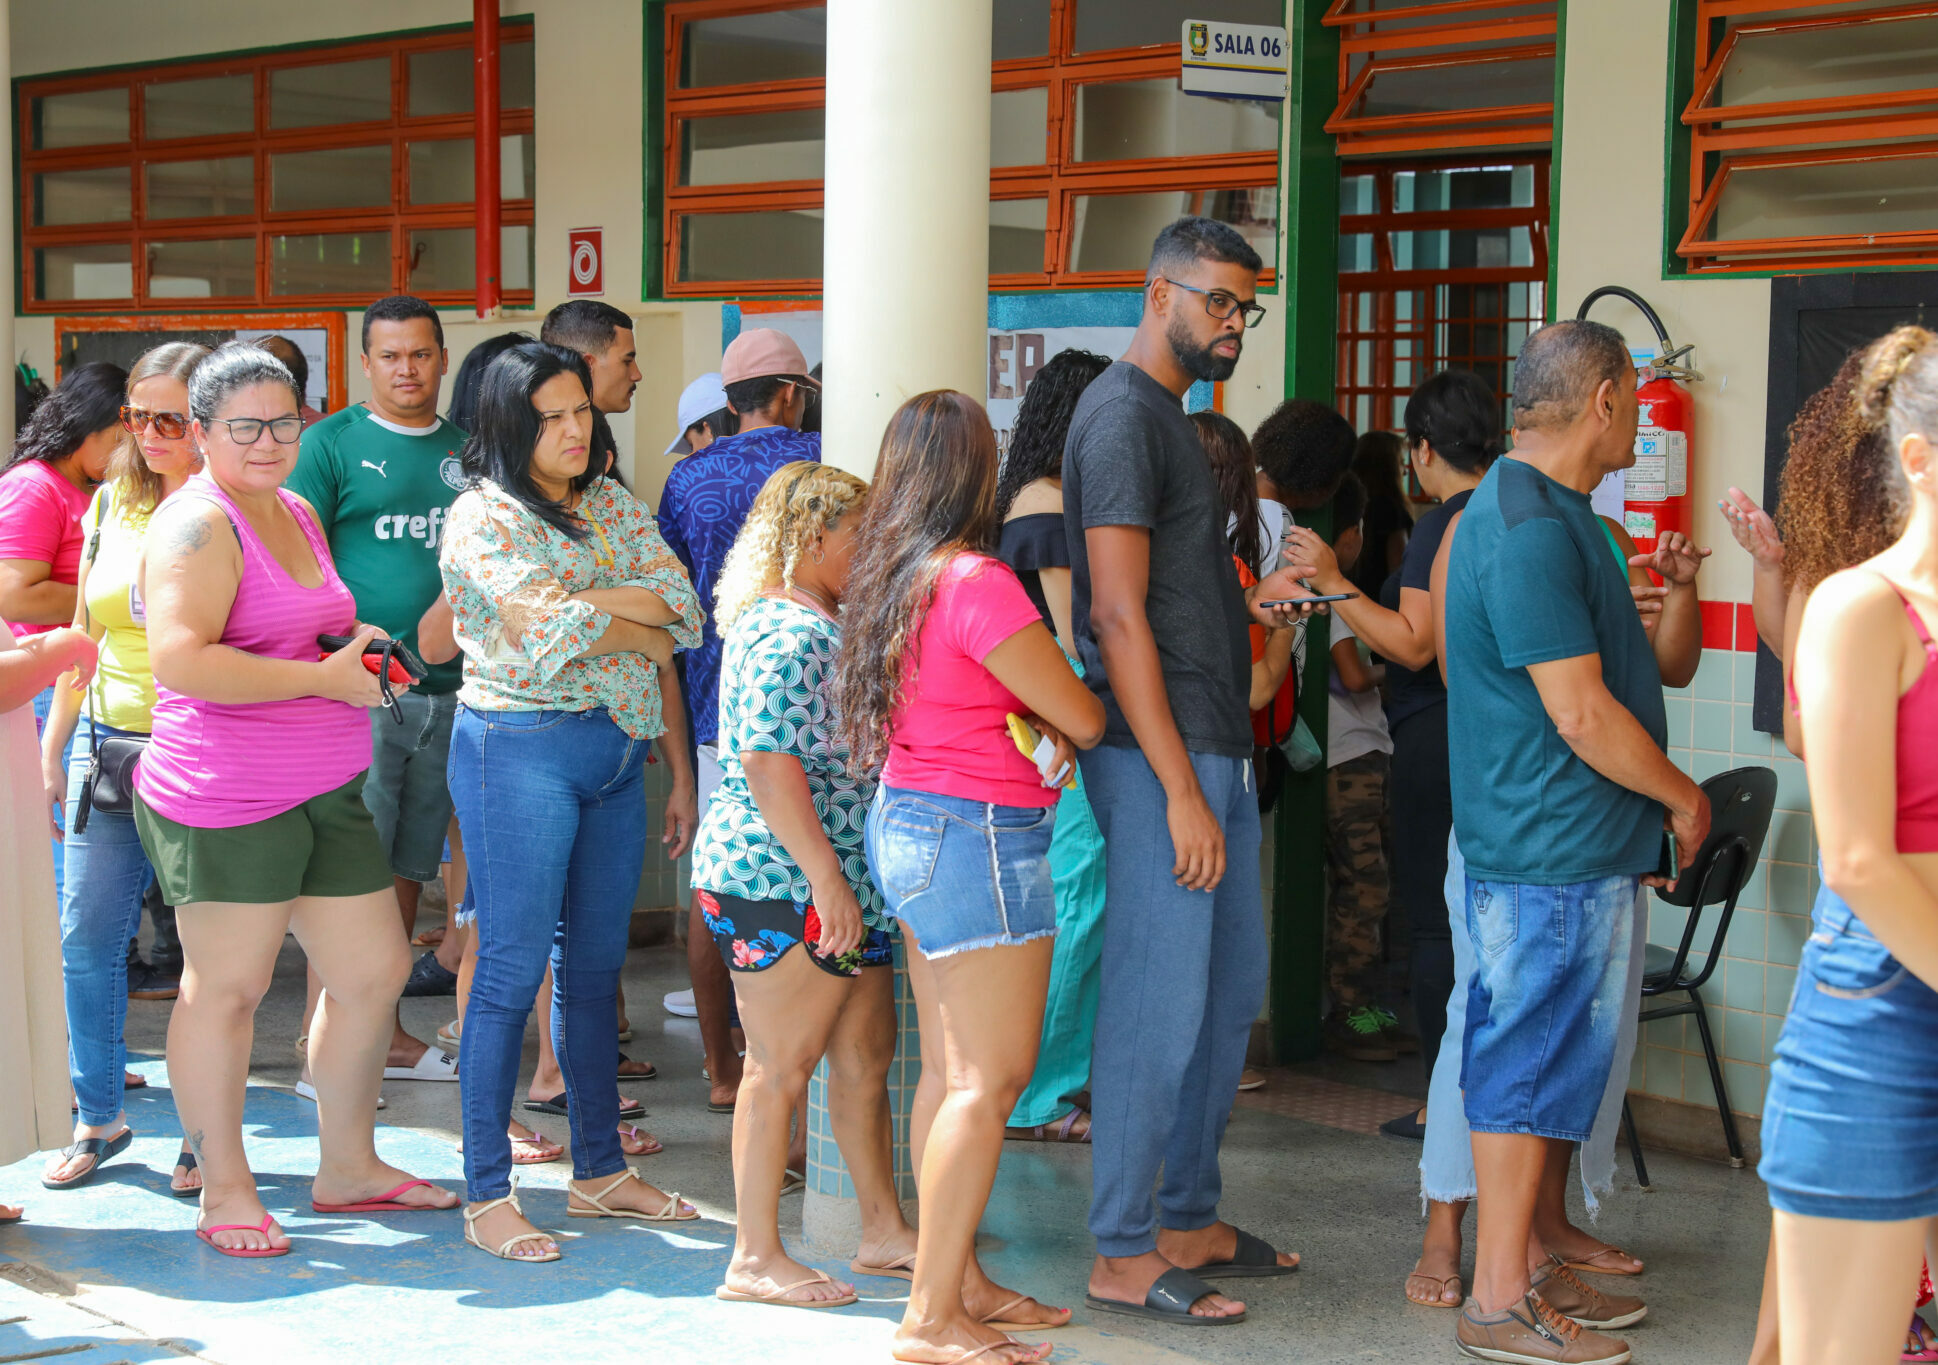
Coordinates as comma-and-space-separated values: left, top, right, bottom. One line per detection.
1649, 765, 1778, 992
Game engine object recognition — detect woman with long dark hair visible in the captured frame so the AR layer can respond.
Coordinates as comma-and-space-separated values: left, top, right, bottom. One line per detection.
1, 363, 128, 735
991, 348, 1110, 1145
1189, 409, 1296, 713
38, 343, 209, 1194
440, 342, 704, 1262
1348, 429, 1414, 601
838, 390, 1104, 1365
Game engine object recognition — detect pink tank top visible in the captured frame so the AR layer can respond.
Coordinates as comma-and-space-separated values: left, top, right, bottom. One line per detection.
136, 474, 370, 828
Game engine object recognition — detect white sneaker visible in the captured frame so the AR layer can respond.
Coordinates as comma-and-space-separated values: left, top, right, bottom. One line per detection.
662, 989, 698, 1019
382, 1048, 460, 1082
295, 1079, 385, 1109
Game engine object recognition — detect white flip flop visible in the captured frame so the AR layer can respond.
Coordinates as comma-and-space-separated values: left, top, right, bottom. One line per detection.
295, 1079, 385, 1109
382, 1049, 460, 1082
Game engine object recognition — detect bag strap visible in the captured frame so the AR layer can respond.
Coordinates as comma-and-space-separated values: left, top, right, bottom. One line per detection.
81, 486, 112, 752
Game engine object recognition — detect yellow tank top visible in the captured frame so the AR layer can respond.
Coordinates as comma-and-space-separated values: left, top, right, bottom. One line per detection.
79, 486, 160, 733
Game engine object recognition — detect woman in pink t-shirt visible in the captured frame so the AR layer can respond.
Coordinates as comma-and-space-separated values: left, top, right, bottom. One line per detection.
837, 391, 1105, 1365
0, 363, 125, 730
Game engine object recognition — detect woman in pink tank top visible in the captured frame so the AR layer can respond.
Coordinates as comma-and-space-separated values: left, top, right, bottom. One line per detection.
135, 343, 456, 1258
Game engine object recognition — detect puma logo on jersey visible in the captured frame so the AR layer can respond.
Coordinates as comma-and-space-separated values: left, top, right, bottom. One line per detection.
362, 460, 388, 478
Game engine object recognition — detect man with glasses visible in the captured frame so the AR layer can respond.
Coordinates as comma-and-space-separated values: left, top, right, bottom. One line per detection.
656, 329, 819, 1122
1066, 217, 1320, 1328
286, 294, 468, 1087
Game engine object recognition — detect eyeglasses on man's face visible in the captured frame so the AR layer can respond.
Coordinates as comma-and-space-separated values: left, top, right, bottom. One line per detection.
206, 415, 304, 445
1159, 277, 1268, 329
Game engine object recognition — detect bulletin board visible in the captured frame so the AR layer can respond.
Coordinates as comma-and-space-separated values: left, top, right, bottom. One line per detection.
53, 311, 349, 414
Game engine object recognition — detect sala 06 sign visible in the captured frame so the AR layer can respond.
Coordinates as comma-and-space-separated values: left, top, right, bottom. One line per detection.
1188, 22, 1284, 60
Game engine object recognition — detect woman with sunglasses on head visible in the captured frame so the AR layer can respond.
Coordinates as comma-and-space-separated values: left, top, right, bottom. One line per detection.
137, 342, 457, 1258
838, 390, 1106, 1365
440, 342, 704, 1264
36, 344, 209, 1197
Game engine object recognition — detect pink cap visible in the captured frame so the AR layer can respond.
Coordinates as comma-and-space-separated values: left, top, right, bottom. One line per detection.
720, 328, 818, 388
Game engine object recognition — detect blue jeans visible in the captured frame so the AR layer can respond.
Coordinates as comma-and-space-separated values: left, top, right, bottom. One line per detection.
1081, 744, 1266, 1257
449, 705, 650, 1202
1762, 880, 1938, 1221
33, 685, 64, 902
1420, 832, 1645, 1213
59, 722, 157, 1126
1463, 865, 1638, 1142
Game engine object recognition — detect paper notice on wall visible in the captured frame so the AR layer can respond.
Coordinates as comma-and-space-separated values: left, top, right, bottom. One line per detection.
986, 327, 1133, 455
1589, 468, 1626, 523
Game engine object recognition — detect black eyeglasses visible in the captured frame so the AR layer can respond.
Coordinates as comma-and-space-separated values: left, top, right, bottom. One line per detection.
206, 415, 304, 445
1159, 277, 1268, 329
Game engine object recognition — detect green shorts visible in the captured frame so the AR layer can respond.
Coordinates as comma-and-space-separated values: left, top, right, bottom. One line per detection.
134, 773, 394, 906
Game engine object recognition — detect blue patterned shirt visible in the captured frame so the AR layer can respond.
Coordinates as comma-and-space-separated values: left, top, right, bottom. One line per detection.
690, 595, 884, 925
657, 426, 821, 746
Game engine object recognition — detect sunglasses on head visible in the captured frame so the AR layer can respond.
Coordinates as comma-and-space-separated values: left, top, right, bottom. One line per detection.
120, 405, 190, 440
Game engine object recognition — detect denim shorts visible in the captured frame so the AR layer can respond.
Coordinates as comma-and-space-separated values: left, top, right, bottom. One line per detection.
1462, 872, 1637, 1142
1762, 883, 1938, 1221
864, 784, 1057, 960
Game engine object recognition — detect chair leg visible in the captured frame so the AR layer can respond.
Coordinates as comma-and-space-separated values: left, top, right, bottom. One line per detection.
1622, 1099, 1650, 1190
1687, 987, 1747, 1168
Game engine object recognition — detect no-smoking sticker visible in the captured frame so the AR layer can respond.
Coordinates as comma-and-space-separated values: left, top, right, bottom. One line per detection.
568, 227, 603, 297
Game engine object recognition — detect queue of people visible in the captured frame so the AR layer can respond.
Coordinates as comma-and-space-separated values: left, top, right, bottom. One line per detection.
5, 212, 1937, 1365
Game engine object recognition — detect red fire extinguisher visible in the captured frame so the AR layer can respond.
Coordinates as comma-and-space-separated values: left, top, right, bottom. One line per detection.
1576, 287, 1703, 564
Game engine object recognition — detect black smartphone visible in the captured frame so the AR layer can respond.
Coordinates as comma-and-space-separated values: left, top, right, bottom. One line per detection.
1258, 592, 1359, 607
1656, 829, 1680, 884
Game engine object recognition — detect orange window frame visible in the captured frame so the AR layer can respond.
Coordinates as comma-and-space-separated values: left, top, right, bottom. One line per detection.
661, 0, 1280, 296
53, 310, 350, 412
1323, 0, 1556, 158
1676, 0, 1938, 273
18, 22, 536, 313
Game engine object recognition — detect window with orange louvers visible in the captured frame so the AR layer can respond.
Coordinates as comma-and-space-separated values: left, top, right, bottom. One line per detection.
1674, 0, 1938, 275
659, 0, 1284, 296
19, 23, 536, 312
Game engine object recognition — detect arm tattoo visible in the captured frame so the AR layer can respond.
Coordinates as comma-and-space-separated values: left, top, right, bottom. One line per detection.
166, 514, 214, 556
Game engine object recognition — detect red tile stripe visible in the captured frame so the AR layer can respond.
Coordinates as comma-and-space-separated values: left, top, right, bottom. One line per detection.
1696, 600, 1760, 652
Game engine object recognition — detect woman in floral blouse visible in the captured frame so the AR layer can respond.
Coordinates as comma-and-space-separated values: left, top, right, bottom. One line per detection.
439, 342, 704, 1263
691, 461, 913, 1310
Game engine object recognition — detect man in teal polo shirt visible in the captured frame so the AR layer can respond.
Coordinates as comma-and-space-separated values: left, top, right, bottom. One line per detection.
287, 294, 467, 1084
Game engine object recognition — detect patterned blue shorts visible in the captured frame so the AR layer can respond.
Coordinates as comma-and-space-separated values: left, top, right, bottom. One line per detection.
699, 889, 893, 979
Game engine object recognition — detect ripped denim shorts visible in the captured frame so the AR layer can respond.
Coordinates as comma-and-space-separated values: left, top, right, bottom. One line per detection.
1761, 880, 1938, 1221
864, 784, 1057, 960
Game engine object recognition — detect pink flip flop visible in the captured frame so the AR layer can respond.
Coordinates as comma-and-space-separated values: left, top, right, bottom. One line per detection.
196, 1213, 288, 1259
311, 1178, 446, 1214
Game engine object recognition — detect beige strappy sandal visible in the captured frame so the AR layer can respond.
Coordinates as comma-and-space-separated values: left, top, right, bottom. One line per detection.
715, 1268, 858, 1309
566, 1170, 698, 1221
463, 1188, 560, 1263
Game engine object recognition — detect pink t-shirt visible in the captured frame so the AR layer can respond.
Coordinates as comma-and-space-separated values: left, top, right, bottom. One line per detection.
882, 552, 1056, 808
0, 461, 91, 637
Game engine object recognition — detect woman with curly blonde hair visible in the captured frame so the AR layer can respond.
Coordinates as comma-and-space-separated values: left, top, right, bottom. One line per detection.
690, 460, 917, 1310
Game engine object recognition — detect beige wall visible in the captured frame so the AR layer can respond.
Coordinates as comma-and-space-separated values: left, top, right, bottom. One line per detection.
1556, 0, 1771, 605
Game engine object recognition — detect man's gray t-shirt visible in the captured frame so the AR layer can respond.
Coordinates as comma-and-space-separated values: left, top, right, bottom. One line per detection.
1063, 361, 1253, 758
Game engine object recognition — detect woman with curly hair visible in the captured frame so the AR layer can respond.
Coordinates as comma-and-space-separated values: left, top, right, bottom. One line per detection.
838, 390, 1105, 1365
689, 460, 919, 1310
992, 348, 1111, 1145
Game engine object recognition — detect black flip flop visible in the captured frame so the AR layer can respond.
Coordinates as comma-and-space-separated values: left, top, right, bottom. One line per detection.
1085, 1267, 1246, 1326
41, 1128, 135, 1190
1380, 1110, 1427, 1141
1191, 1227, 1298, 1279
707, 1099, 736, 1114
523, 1093, 646, 1120
616, 1054, 658, 1082
170, 1148, 201, 1199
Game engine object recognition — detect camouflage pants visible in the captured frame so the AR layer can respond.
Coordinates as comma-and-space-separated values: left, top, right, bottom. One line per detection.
1325, 751, 1391, 1011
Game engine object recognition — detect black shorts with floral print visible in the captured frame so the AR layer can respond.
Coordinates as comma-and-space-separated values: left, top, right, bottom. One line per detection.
699, 890, 894, 979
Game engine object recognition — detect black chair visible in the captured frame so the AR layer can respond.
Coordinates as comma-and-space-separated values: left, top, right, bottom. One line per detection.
1622, 765, 1777, 1190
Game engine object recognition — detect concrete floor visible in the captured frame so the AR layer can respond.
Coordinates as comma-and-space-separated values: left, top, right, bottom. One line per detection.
0, 925, 1777, 1365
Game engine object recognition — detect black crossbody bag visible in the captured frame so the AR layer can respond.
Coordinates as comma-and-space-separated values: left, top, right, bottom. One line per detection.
72, 488, 147, 834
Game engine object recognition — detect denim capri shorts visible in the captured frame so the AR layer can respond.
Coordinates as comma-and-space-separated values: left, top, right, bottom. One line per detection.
864, 784, 1056, 959
1761, 882, 1938, 1222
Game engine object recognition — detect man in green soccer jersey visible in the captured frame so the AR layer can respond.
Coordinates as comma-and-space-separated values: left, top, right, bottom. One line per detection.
287, 294, 467, 1084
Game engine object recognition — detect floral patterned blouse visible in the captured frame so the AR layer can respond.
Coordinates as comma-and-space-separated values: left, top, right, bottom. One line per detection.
690, 595, 885, 926
439, 476, 703, 740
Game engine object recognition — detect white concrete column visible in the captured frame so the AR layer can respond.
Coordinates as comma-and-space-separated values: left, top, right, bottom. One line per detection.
820, 0, 992, 477
0, 0, 15, 443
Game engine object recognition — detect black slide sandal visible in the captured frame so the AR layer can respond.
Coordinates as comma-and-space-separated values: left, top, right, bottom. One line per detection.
1085, 1267, 1246, 1326
41, 1128, 135, 1190
1192, 1227, 1299, 1280
523, 1093, 646, 1120
171, 1148, 201, 1198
